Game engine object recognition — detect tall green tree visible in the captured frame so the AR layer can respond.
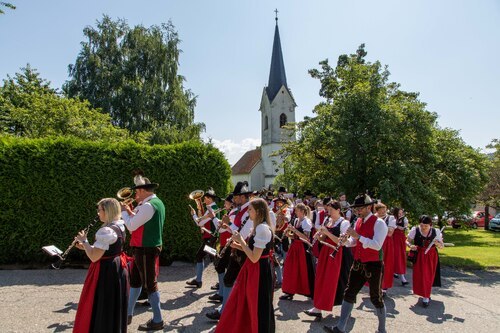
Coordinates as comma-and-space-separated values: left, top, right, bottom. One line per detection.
0, 65, 129, 142
277, 45, 488, 219
64, 15, 204, 144
478, 139, 500, 207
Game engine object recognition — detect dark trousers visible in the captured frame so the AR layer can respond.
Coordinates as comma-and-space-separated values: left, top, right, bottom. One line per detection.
130, 246, 161, 293
343, 260, 384, 308
195, 237, 216, 262
223, 250, 246, 288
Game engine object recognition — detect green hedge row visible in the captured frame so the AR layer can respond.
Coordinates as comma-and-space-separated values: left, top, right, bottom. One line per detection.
0, 136, 232, 265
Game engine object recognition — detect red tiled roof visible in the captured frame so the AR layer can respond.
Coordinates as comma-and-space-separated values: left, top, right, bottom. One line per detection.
231, 148, 261, 175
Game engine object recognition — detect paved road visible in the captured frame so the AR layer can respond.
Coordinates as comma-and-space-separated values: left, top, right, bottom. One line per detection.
0, 263, 499, 332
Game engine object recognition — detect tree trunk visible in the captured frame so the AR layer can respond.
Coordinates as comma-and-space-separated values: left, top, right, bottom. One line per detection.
485, 205, 490, 230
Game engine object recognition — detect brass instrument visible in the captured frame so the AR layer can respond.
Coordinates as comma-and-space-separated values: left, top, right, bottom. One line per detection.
275, 203, 289, 231
117, 187, 134, 206
189, 189, 205, 216
51, 216, 100, 269
195, 207, 224, 223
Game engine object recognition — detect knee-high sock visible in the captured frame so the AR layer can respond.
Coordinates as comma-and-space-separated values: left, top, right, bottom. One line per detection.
220, 285, 232, 313
128, 287, 142, 316
376, 306, 386, 333
218, 272, 225, 296
336, 300, 354, 332
195, 262, 204, 282
276, 265, 283, 284
148, 291, 163, 323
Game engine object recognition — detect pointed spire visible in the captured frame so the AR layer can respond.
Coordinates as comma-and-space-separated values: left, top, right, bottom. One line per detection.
266, 10, 288, 102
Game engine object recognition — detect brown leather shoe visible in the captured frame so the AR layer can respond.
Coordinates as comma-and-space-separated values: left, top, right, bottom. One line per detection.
127, 315, 132, 325
138, 319, 164, 331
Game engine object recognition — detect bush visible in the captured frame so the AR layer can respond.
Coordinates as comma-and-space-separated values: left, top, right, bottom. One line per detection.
0, 136, 231, 265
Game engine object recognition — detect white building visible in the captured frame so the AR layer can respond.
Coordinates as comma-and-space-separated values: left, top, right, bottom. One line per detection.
231, 17, 296, 190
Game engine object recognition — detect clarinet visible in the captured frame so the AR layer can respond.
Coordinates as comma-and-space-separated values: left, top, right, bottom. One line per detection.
52, 216, 100, 269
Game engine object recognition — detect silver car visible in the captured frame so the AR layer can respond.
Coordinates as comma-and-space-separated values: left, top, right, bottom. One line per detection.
490, 213, 500, 232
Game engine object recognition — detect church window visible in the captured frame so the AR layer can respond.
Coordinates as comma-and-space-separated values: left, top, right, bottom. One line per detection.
280, 113, 287, 128
264, 115, 269, 130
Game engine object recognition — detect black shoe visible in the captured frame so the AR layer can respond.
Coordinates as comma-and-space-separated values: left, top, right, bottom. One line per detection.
137, 319, 164, 331
279, 293, 293, 300
206, 310, 221, 321
274, 282, 282, 290
393, 274, 399, 279
422, 300, 430, 308
303, 310, 322, 319
208, 294, 223, 302
323, 326, 343, 333
382, 291, 387, 298
211, 282, 219, 290
401, 281, 409, 286
127, 315, 132, 325
186, 279, 202, 288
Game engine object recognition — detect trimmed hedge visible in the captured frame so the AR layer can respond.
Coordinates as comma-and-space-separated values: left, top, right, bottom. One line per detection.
0, 136, 232, 265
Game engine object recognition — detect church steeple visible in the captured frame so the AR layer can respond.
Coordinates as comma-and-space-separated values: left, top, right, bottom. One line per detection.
266, 10, 288, 102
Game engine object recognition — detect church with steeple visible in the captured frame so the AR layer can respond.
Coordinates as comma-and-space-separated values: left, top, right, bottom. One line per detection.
231, 14, 296, 190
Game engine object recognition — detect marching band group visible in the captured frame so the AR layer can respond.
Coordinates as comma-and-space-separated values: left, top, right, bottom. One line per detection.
70, 174, 445, 333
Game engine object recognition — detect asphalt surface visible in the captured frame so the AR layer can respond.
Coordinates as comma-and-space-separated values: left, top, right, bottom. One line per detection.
0, 262, 499, 333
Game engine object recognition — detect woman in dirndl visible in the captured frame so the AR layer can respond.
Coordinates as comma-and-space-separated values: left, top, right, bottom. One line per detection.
407, 215, 443, 308
215, 198, 275, 333
280, 203, 315, 301
304, 199, 353, 319
73, 198, 129, 333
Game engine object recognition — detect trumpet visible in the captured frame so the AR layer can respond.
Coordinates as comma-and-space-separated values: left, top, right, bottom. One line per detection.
52, 216, 100, 269
117, 187, 134, 206
194, 207, 224, 223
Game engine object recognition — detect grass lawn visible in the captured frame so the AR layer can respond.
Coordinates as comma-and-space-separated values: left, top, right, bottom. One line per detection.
438, 227, 500, 270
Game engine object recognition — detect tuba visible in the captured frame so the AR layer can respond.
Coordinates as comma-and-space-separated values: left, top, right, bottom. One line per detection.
189, 190, 205, 216
117, 187, 134, 206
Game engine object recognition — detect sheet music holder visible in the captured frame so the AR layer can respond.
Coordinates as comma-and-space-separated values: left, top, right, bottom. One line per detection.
42, 245, 63, 257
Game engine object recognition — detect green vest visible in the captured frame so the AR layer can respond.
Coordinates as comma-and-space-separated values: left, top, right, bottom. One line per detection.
141, 197, 165, 247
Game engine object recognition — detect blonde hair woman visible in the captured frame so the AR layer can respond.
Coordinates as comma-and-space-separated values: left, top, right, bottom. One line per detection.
73, 198, 129, 333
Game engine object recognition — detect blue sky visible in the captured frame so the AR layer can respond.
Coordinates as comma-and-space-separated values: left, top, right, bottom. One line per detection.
1, 0, 499, 165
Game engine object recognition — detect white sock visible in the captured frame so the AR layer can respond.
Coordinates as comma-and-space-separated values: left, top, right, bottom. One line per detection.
400, 274, 407, 283
423, 297, 429, 302
308, 307, 321, 313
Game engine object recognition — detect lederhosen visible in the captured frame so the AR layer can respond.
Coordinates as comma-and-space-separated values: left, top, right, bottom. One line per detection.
343, 215, 384, 308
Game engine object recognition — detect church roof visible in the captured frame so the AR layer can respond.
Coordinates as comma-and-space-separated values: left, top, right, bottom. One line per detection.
266, 21, 288, 102
231, 148, 262, 175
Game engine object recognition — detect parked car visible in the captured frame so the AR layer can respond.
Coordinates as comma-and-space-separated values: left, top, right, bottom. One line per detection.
489, 213, 500, 232
450, 211, 493, 229
449, 214, 473, 228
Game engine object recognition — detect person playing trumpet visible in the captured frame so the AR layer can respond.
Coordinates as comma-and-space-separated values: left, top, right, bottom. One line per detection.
187, 187, 220, 289
304, 199, 352, 320
73, 198, 129, 333
280, 203, 315, 301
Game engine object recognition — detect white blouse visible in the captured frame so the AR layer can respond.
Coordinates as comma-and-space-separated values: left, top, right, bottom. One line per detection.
408, 226, 443, 242
93, 220, 126, 250
253, 223, 272, 249
295, 217, 312, 233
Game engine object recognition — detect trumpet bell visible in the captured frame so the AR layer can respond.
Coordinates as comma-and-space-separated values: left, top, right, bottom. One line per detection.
189, 190, 204, 200
117, 187, 133, 200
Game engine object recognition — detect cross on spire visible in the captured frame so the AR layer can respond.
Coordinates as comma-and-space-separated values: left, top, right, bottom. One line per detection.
274, 8, 279, 24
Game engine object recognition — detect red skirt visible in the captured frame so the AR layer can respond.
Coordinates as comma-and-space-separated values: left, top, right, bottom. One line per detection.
412, 246, 438, 298
73, 261, 101, 333
282, 239, 314, 297
392, 229, 407, 274
216, 256, 274, 333
313, 239, 342, 311
382, 235, 394, 289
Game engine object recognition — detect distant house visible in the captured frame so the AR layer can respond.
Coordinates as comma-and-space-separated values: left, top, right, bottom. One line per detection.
231, 16, 296, 190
